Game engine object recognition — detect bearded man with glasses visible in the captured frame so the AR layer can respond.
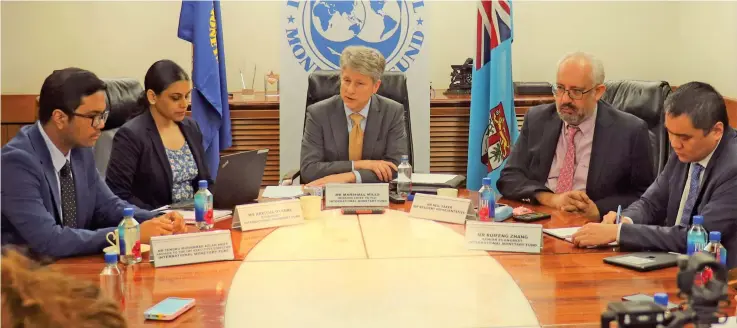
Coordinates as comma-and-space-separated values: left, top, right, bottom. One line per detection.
498, 52, 654, 221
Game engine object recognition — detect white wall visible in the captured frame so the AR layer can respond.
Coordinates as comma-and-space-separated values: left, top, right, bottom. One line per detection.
1, 1, 735, 96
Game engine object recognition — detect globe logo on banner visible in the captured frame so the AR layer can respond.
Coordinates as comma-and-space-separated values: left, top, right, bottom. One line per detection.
285, 0, 425, 72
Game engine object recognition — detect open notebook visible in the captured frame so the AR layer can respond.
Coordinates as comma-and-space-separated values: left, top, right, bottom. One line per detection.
163, 210, 233, 225
543, 227, 618, 247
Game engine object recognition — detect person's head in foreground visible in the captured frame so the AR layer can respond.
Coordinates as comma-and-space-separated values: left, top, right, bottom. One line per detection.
1, 249, 127, 328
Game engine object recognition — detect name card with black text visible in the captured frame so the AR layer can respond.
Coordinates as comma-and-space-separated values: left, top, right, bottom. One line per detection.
150, 230, 234, 268
465, 221, 543, 254
232, 199, 304, 231
409, 193, 472, 224
325, 183, 389, 208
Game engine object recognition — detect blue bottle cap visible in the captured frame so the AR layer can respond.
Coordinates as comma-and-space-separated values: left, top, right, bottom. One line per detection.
401, 154, 409, 161
653, 293, 668, 306
482, 177, 491, 186
709, 231, 721, 242
123, 207, 134, 217
692, 215, 704, 225
104, 252, 118, 264
407, 193, 415, 201
198, 180, 208, 189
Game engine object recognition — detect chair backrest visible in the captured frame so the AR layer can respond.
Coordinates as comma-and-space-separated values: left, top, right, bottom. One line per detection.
305, 70, 414, 167
94, 78, 143, 177
601, 80, 671, 175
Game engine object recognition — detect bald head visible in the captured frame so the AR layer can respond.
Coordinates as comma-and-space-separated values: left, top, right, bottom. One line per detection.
553, 52, 607, 125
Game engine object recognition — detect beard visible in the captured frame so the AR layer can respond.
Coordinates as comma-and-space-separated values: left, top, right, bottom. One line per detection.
556, 102, 587, 126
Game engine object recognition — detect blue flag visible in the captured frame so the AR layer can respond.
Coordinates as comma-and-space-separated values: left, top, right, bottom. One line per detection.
466, 0, 518, 193
178, 0, 232, 179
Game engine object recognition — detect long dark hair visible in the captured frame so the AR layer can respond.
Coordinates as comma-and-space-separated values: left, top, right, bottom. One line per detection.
135, 60, 190, 114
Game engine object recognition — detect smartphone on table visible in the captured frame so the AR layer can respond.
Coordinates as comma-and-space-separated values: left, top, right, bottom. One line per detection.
513, 212, 551, 223
144, 297, 195, 321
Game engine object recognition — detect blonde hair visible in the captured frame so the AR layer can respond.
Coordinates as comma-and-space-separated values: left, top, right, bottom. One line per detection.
1, 249, 127, 328
339, 46, 386, 83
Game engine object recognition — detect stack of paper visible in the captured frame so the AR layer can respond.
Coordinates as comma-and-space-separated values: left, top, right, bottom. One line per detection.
262, 185, 305, 199
543, 227, 618, 246
391, 173, 459, 184
164, 210, 233, 225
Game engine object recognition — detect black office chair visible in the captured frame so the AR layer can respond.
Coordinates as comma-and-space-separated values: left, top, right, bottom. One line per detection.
93, 78, 143, 178
282, 70, 413, 184
601, 80, 672, 175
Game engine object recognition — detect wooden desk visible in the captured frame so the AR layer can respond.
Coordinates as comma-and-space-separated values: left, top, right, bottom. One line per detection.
51, 192, 733, 327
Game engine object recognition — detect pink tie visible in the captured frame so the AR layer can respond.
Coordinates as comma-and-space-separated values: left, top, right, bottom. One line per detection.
556, 125, 580, 193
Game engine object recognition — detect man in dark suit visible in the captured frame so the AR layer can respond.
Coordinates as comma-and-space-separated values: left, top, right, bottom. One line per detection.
300, 46, 408, 186
1, 68, 185, 259
498, 52, 654, 220
573, 82, 737, 268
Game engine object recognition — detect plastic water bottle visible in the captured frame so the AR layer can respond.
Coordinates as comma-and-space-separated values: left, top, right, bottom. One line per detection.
653, 293, 670, 316
118, 207, 141, 265
100, 252, 124, 305
478, 178, 496, 221
195, 180, 214, 231
686, 215, 708, 255
703, 231, 727, 265
397, 155, 412, 200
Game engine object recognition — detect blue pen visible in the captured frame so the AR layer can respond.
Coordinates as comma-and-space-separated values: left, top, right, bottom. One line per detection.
615, 205, 622, 224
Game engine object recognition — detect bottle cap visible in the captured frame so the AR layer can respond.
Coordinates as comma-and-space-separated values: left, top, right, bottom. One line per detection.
709, 231, 721, 242
123, 207, 134, 217
401, 154, 409, 161
692, 215, 704, 225
653, 293, 668, 306
104, 252, 118, 264
407, 193, 415, 201
482, 177, 491, 186
198, 180, 208, 189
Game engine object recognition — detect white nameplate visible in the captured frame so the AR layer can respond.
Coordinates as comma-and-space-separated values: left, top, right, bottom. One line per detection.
465, 221, 542, 254
408, 193, 472, 224
150, 230, 234, 268
231, 199, 304, 231
325, 183, 389, 208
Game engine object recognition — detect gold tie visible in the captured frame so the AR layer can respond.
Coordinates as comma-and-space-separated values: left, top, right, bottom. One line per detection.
348, 113, 364, 161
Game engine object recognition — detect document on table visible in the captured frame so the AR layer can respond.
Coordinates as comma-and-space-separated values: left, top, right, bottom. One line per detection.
262, 185, 305, 199
543, 227, 618, 246
391, 173, 459, 185
164, 209, 233, 225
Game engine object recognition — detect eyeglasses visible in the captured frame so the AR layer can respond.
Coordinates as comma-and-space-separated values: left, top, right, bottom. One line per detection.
70, 110, 109, 128
552, 85, 597, 100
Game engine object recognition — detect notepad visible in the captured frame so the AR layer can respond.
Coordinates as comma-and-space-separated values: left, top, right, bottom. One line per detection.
543, 227, 618, 246
262, 185, 305, 199
164, 210, 233, 225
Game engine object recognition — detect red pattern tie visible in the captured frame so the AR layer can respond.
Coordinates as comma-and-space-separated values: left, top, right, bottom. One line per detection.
556, 125, 580, 193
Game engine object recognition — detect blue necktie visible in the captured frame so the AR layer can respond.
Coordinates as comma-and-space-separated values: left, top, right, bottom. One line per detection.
680, 163, 704, 226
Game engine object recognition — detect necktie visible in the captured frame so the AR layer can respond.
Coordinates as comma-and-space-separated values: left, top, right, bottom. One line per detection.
555, 125, 580, 193
680, 163, 704, 226
348, 113, 364, 161
59, 160, 77, 228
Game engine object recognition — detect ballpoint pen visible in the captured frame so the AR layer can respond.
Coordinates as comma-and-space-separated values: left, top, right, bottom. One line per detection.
615, 205, 622, 224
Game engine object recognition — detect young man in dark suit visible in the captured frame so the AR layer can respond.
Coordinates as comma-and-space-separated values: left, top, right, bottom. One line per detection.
1, 68, 185, 258
573, 82, 737, 268
498, 52, 654, 220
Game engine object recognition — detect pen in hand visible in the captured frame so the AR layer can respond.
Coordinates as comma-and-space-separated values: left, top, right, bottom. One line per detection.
615, 205, 622, 225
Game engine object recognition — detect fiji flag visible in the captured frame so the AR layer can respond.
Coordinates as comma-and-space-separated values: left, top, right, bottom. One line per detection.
178, 0, 232, 179
466, 0, 517, 192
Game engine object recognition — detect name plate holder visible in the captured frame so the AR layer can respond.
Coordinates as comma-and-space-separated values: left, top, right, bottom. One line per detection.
232, 199, 304, 231
408, 193, 473, 224
325, 183, 389, 208
465, 221, 543, 254
150, 230, 234, 268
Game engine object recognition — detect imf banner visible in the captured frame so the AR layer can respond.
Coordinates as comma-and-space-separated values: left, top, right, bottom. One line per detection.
280, 0, 430, 176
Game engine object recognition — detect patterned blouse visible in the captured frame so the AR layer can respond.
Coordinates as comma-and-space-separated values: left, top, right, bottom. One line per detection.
165, 142, 198, 203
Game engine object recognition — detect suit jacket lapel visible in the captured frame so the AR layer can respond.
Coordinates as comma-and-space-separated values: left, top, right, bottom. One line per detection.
362, 95, 381, 158
586, 101, 615, 191
538, 110, 562, 182
330, 97, 349, 160
28, 125, 62, 222
145, 112, 173, 193
691, 127, 737, 216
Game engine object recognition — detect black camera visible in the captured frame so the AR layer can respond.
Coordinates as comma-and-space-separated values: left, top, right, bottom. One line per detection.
601, 252, 731, 328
